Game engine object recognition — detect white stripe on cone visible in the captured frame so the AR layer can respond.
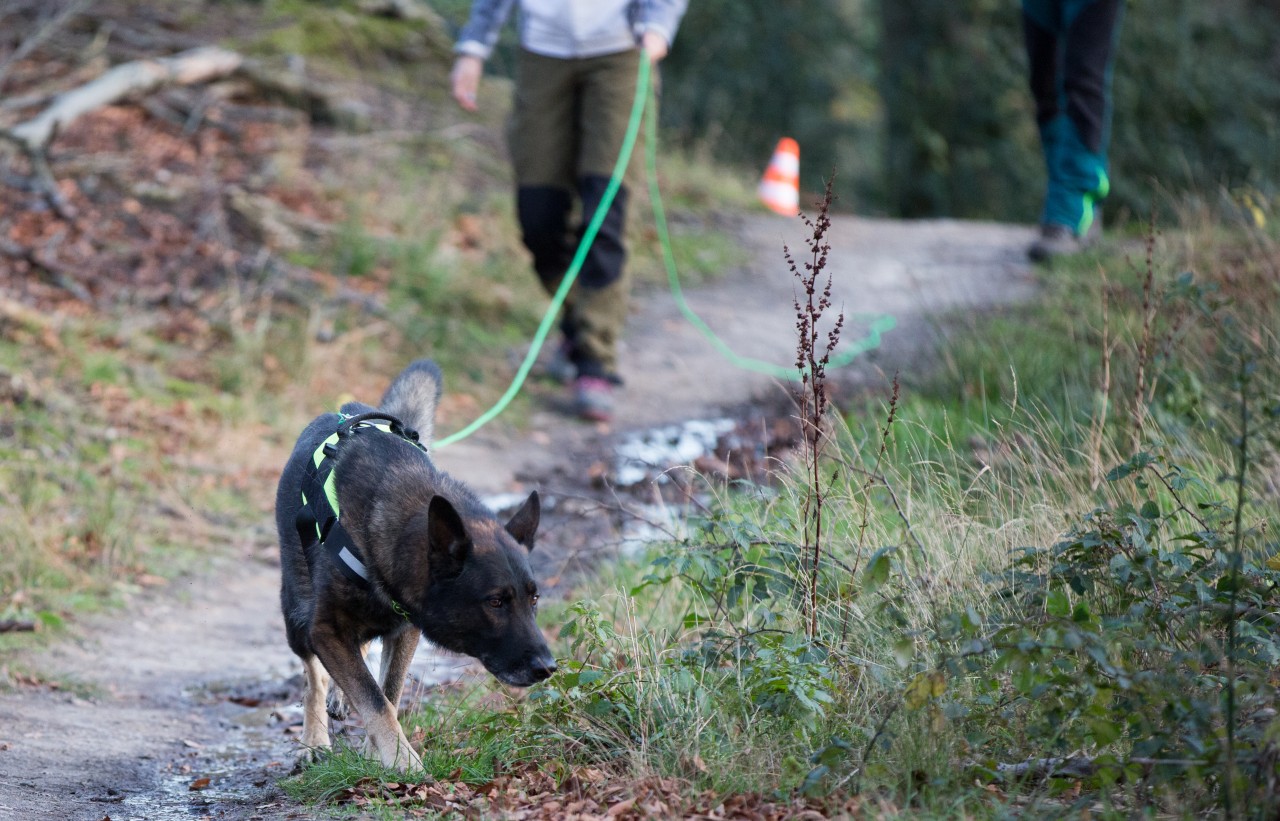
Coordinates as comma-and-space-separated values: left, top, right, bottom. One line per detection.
771, 154, 799, 176
759, 179, 798, 211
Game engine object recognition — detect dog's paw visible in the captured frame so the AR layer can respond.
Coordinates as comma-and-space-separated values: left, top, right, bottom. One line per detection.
362, 734, 424, 774
326, 688, 350, 721
397, 746, 425, 775
291, 744, 330, 773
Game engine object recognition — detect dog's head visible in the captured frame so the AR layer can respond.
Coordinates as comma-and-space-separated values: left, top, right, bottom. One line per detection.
408, 491, 556, 687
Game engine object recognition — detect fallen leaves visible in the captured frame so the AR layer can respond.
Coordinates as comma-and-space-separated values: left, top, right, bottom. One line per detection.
332, 765, 865, 820
6, 142, 219, 304
1, 51, 339, 328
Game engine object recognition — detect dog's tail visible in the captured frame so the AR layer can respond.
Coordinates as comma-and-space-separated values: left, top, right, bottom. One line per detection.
378, 359, 443, 446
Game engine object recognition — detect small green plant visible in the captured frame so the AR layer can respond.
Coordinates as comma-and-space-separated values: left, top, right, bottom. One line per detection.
283, 744, 409, 805
526, 599, 640, 755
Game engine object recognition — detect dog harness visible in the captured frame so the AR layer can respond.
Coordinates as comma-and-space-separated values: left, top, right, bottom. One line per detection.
294, 411, 427, 618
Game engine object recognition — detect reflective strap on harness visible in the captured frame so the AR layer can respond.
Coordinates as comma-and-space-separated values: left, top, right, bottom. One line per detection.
327, 523, 370, 584
337, 546, 367, 578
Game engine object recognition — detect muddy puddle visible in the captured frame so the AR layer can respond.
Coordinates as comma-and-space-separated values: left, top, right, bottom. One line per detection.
489, 413, 799, 568
604, 414, 798, 555
113, 676, 301, 821
612, 418, 740, 486
613, 414, 798, 490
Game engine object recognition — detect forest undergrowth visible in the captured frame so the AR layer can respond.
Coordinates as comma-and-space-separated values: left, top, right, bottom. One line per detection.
291, 192, 1280, 818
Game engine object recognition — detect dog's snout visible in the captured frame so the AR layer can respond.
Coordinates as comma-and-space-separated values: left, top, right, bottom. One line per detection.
530, 655, 557, 682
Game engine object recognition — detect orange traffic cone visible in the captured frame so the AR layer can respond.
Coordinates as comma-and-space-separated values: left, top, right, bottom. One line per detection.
758, 137, 800, 215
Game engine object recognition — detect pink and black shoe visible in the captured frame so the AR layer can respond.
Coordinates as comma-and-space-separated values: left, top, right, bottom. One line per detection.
572, 376, 614, 423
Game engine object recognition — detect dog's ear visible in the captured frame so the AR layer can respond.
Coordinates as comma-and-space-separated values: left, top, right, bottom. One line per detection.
427, 494, 471, 577
504, 490, 539, 552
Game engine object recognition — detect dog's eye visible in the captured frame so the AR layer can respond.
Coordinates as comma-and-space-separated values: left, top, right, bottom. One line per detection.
530, 594, 539, 607
487, 597, 504, 609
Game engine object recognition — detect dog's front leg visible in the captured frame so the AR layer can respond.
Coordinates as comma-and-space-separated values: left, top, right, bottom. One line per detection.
326, 641, 372, 721
313, 631, 423, 773
379, 625, 422, 711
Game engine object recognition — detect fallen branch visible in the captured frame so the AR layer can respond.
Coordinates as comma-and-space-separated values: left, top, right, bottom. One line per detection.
22, 139, 77, 219
0, 620, 37, 634
0, 291, 58, 330
225, 185, 335, 250
0, 89, 56, 112
988, 755, 1209, 783
4, 45, 244, 152
1, 44, 375, 156
1, 45, 245, 219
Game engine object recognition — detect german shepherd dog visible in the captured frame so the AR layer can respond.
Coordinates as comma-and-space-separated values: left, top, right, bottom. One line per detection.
275, 360, 556, 771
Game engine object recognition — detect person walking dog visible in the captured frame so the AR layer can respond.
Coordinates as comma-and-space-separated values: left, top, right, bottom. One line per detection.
1022, 0, 1124, 262
450, 0, 688, 422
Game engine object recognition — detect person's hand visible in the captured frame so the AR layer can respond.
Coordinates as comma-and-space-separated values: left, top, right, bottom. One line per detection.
451, 55, 484, 111
640, 30, 669, 62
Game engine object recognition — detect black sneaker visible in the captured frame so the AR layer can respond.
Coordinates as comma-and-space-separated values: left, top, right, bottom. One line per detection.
1028, 218, 1100, 263
1028, 224, 1082, 262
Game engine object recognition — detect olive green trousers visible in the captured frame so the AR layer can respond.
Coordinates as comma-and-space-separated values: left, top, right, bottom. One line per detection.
509, 47, 644, 382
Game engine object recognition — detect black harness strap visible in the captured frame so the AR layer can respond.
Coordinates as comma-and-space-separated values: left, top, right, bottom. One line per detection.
294, 412, 426, 593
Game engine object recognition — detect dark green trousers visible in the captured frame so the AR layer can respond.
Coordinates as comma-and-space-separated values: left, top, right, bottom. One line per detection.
509, 47, 642, 382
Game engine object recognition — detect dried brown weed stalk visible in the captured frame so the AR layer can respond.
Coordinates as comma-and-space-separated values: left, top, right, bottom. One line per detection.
786, 177, 845, 639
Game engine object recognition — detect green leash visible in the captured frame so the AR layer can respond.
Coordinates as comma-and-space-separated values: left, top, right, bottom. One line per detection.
642, 86, 896, 379
434, 51, 894, 449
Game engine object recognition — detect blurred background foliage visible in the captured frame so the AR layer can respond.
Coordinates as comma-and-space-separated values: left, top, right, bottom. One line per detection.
437, 0, 1280, 222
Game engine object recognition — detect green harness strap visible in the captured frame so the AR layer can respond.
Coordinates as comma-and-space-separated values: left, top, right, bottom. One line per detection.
295, 412, 421, 621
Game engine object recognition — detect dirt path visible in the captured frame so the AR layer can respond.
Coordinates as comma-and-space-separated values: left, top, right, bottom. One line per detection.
443, 214, 1037, 492
0, 214, 1036, 821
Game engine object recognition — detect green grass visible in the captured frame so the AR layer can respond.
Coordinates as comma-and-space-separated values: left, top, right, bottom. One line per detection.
239, 0, 456, 94
0, 322, 247, 639
283, 690, 528, 819
0, 664, 107, 699
400, 693, 526, 782
283, 744, 406, 805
